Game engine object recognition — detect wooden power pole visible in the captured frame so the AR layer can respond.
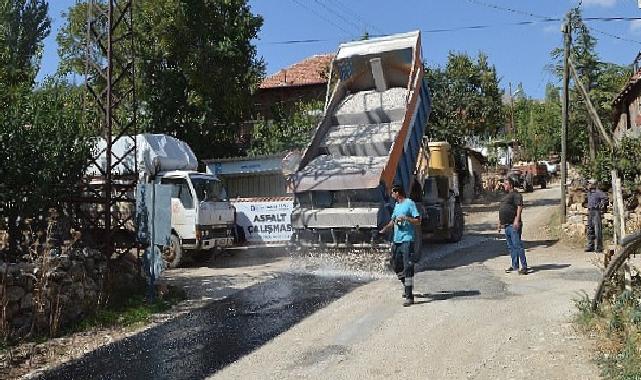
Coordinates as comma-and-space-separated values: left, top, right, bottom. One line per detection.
561, 14, 571, 222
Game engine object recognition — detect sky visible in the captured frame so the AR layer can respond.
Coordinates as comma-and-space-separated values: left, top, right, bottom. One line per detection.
38, 0, 641, 99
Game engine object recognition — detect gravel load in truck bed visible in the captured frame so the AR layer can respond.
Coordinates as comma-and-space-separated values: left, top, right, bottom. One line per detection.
332, 87, 407, 125
321, 122, 402, 157
299, 155, 386, 176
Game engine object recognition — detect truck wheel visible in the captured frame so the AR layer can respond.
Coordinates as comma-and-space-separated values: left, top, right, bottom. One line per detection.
164, 234, 183, 268
447, 202, 464, 243
526, 182, 534, 192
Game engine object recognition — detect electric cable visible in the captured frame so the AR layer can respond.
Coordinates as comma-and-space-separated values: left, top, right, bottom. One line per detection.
464, 0, 641, 44
326, 0, 386, 35
311, 0, 365, 36
290, 0, 354, 38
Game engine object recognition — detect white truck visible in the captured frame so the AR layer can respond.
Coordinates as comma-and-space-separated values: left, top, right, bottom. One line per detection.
90, 134, 236, 267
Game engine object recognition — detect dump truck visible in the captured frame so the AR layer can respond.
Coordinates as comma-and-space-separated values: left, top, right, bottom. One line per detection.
89, 134, 236, 267
509, 163, 548, 192
290, 31, 463, 253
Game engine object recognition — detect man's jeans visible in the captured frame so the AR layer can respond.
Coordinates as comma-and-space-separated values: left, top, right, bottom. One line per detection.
392, 241, 415, 299
505, 224, 527, 270
586, 209, 603, 251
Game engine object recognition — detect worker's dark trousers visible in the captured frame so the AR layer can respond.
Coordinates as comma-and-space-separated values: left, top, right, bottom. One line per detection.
392, 241, 415, 300
586, 209, 603, 252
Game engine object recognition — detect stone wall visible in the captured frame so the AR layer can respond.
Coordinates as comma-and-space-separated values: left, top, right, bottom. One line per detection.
1, 248, 108, 340
562, 186, 641, 241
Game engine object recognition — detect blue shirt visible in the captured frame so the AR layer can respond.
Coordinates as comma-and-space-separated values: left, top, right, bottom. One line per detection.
391, 198, 420, 243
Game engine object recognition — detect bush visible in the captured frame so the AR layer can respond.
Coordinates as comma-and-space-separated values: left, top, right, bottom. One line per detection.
0, 80, 92, 258
582, 137, 641, 191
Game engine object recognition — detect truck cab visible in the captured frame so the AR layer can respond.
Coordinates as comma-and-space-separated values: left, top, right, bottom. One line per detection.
158, 171, 235, 267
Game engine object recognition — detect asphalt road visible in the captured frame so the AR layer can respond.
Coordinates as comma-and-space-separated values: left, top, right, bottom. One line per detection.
34, 186, 602, 380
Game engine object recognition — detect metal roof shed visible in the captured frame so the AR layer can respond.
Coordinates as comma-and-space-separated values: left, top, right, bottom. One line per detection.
204, 155, 291, 199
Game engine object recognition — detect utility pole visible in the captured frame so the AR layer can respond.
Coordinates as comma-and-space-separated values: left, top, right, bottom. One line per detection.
561, 13, 571, 223
509, 82, 515, 135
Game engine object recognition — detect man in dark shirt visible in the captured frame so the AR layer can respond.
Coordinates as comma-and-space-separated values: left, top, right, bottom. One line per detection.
498, 178, 528, 275
585, 180, 608, 253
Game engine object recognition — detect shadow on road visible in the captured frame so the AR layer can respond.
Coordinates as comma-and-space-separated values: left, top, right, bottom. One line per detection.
420, 234, 560, 272
528, 263, 571, 273
413, 289, 482, 304
180, 246, 288, 269
463, 193, 558, 214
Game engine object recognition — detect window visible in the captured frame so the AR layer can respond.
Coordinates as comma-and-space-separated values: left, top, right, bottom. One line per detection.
190, 175, 227, 202
160, 177, 193, 209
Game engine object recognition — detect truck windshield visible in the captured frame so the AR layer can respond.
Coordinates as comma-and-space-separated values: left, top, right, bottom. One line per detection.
190, 176, 227, 202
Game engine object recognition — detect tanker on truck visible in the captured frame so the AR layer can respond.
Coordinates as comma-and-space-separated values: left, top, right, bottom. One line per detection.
89, 134, 235, 267
289, 31, 464, 253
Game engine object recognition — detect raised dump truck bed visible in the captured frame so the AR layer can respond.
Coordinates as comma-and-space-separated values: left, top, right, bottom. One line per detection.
291, 31, 431, 248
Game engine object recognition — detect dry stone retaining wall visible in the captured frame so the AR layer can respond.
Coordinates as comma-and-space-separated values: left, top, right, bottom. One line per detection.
1, 248, 108, 341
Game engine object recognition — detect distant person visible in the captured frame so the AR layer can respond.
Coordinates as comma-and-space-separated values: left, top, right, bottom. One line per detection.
498, 177, 528, 275
379, 184, 421, 307
585, 180, 608, 253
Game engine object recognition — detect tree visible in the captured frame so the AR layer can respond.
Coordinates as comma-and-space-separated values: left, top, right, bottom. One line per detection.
248, 100, 322, 156
0, 0, 50, 107
512, 83, 562, 161
425, 52, 505, 147
550, 7, 629, 164
57, 0, 265, 160
0, 80, 92, 257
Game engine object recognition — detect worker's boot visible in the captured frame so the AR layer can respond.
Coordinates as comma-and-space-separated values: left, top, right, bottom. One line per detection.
403, 286, 414, 307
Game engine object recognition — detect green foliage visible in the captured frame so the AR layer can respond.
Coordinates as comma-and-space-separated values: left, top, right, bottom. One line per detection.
248, 100, 323, 156
576, 288, 641, 380
0, 0, 50, 108
69, 285, 185, 333
550, 8, 630, 164
512, 83, 562, 161
574, 291, 596, 326
58, 0, 265, 160
0, 79, 92, 255
425, 52, 505, 147
1, 2, 89, 258
583, 137, 641, 191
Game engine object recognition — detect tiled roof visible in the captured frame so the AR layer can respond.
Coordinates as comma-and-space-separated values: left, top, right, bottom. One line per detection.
260, 54, 334, 89
613, 68, 641, 107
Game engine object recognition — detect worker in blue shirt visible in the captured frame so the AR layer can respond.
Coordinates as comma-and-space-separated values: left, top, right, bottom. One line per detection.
379, 184, 421, 307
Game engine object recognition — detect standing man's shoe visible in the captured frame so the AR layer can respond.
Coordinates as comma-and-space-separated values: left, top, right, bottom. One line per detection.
518, 268, 528, 275
505, 267, 515, 273
403, 298, 414, 307
584, 247, 594, 252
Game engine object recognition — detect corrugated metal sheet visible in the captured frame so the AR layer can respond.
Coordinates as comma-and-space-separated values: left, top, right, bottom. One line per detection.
224, 173, 289, 199
205, 157, 283, 176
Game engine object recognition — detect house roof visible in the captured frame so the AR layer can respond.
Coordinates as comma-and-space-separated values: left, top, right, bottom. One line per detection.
613, 68, 641, 109
259, 54, 334, 89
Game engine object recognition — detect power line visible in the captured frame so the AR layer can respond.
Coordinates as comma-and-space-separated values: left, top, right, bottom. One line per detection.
256, 16, 641, 46
311, 0, 364, 36
584, 25, 641, 45
258, 38, 331, 45
463, 0, 641, 44
290, 0, 354, 38
325, 0, 385, 35
464, 0, 552, 20
421, 19, 562, 33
